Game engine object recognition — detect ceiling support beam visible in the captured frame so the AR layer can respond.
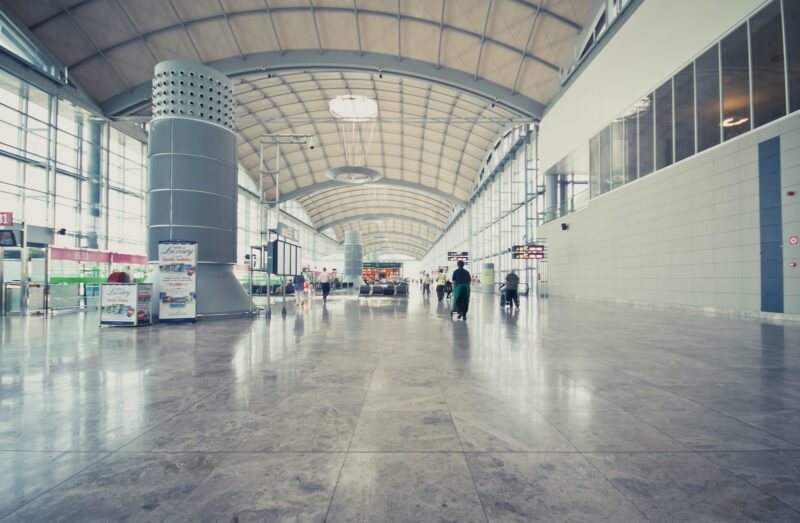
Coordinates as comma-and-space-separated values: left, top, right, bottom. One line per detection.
263, 0, 284, 55
474, 0, 493, 80
55, 0, 129, 91
320, 213, 445, 234
353, 0, 363, 56
511, 0, 544, 95
102, 50, 545, 118
279, 179, 465, 207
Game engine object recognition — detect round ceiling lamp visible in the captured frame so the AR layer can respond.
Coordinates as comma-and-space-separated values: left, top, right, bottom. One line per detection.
329, 95, 378, 121
329, 95, 378, 167
325, 166, 382, 185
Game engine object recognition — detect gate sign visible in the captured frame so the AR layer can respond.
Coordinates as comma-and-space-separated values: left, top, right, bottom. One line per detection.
512, 244, 546, 259
447, 251, 469, 262
0, 212, 12, 225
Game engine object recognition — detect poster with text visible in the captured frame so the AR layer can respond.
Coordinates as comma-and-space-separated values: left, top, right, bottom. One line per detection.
158, 241, 197, 322
100, 283, 137, 326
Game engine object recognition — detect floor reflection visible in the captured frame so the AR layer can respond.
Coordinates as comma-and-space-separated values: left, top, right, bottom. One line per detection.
0, 293, 798, 521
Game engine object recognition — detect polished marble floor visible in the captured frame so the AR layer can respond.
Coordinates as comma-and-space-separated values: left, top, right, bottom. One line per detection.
1, 293, 799, 521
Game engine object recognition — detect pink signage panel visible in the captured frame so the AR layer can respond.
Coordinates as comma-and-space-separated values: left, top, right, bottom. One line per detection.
111, 253, 148, 264
49, 247, 111, 263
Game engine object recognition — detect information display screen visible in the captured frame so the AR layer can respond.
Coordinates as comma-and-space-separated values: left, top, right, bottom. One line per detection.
447, 251, 469, 262
0, 230, 18, 247
270, 240, 302, 275
511, 244, 546, 259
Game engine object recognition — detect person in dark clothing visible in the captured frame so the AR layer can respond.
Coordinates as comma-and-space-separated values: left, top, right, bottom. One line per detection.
293, 273, 305, 306
502, 271, 520, 308
451, 260, 471, 320
444, 280, 453, 300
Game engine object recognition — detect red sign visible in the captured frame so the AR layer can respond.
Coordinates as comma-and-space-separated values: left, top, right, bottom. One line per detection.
790, 236, 799, 246
110, 253, 148, 265
0, 211, 12, 226
49, 247, 111, 263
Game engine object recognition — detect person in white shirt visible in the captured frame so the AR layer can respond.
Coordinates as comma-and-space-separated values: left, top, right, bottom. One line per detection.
319, 267, 331, 303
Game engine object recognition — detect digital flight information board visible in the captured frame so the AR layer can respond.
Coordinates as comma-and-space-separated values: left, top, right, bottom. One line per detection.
511, 244, 546, 259
447, 251, 469, 262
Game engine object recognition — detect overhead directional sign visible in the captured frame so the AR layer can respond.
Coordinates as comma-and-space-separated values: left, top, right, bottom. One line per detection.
511, 244, 546, 259
447, 251, 469, 261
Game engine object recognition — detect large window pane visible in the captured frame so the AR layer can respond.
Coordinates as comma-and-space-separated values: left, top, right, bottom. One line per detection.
786, 0, 800, 111
624, 114, 637, 183
598, 126, 611, 194
589, 133, 601, 198
655, 80, 674, 169
638, 93, 654, 176
610, 120, 624, 189
750, 0, 786, 127
674, 64, 695, 161
721, 24, 751, 140
696, 45, 721, 152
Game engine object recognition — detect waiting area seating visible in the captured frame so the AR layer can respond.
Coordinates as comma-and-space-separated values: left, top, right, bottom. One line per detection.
359, 282, 408, 297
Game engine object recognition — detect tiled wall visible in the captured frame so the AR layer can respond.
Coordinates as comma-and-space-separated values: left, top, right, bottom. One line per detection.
537, 113, 800, 315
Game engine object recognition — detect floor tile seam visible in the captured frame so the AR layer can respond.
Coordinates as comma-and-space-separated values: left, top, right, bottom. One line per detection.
573, 442, 655, 522
0, 450, 114, 521
430, 363, 490, 523
519, 397, 585, 455
158, 449, 235, 522
597, 385, 800, 450
322, 363, 378, 523
103, 377, 238, 455
690, 450, 800, 517
586, 388, 744, 452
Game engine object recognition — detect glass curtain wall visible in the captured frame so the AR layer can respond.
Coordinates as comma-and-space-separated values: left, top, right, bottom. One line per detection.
422, 125, 537, 289
0, 68, 146, 252
236, 169, 342, 269
551, 0, 797, 218
0, 66, 341, 267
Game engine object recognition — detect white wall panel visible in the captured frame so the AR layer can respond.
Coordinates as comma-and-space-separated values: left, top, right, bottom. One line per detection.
540, 0, 767, 172
537, 113, 800, 315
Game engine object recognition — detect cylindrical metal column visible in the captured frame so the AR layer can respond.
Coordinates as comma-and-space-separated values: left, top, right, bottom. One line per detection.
343, 230, 363, 286
147, 60, 251, 316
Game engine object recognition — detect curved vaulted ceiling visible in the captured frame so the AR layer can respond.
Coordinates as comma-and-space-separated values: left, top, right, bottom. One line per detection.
6, 0, 594, 258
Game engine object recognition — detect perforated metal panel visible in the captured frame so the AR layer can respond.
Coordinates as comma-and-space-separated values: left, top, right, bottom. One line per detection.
152, 60, 235, 131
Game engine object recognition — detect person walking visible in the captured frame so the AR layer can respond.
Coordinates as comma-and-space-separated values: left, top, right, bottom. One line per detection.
293, 273, 305, 306
319, 267, 331, 303
452, 260, 471, 320
422, 273, 432, 298
435, 269, 447, 301
503, 270, 520, 308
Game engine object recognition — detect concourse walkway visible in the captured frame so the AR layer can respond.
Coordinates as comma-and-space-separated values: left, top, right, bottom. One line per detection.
0, 294, 799, 521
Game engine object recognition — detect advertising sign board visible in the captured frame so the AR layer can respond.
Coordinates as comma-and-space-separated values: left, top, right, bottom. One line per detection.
100, 283, 152, 326
158, 241, 197, 323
